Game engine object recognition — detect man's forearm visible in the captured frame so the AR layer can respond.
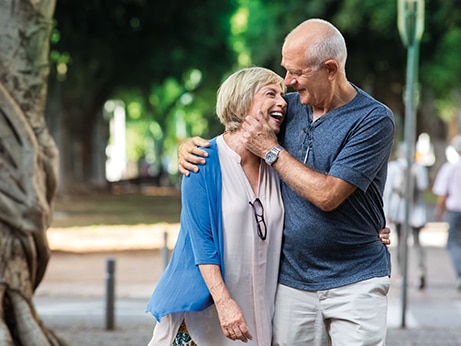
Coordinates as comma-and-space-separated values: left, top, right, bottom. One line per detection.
272, 149, 356, 211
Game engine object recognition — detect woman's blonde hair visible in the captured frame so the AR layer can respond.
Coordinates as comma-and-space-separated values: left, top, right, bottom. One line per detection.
216, 67, 285, 132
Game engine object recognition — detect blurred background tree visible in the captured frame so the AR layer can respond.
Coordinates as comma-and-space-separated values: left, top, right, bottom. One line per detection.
47, 0, 461, 193
47, 0, 238, 191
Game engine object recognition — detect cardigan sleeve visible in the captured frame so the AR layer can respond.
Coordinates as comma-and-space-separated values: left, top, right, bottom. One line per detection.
182, 159, 221, 265
145, 137, 224, 321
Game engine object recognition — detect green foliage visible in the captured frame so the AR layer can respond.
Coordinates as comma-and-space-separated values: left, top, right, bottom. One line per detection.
118, 67, 224, 168
423, 27, 461, 96
50, 0, 239, 182
49, 0, 461, 186
239, 0, 461, 135
53, 0, 237, 88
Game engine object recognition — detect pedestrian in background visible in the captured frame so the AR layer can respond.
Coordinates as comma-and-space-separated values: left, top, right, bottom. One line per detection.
383, 142, 428, 289
433, 134, 461, 291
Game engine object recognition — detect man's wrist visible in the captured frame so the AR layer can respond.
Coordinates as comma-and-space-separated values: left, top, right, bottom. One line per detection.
265, 145, 284, 166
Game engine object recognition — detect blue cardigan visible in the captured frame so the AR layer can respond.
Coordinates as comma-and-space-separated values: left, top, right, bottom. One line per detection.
146, 138, 224, 322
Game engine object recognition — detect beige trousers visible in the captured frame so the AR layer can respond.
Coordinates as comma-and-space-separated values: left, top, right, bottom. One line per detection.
272, 276, 390, 346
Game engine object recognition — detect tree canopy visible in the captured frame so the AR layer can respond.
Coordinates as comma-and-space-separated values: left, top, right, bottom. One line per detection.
47, 0, 461, 190
48, 0, 238, 188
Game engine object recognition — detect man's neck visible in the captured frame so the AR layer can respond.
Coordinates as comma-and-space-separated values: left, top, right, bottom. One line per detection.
311, 83, 357, 121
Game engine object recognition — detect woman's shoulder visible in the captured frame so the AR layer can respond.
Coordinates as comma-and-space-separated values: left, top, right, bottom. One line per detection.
183, 136, 221, 184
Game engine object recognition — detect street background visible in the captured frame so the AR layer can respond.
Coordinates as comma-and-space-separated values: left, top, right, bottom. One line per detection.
34, 220, 461, 345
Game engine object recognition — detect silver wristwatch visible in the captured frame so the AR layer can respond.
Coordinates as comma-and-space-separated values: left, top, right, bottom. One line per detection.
265, 145, 284, 166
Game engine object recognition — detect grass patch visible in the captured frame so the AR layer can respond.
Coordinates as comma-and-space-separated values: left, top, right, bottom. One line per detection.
51, 187, 181, 228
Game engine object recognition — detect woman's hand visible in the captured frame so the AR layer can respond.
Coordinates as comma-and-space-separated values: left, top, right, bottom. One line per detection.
199, 264, 253, 342
214, 297, 253, 343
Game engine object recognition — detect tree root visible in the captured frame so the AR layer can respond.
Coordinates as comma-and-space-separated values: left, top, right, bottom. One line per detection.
9, 290, 61, 346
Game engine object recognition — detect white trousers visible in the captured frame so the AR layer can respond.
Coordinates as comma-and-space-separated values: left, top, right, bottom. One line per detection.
147, 313, 182, 346
272, 276, 390, 346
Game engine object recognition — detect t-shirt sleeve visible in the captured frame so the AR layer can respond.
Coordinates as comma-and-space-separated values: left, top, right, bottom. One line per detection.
432, 162, 451, 196
329, 108, 394, 192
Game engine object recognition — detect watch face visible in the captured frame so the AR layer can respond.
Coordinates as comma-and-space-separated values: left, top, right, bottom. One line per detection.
266, 146, 282, 165
266, 151, 277, 164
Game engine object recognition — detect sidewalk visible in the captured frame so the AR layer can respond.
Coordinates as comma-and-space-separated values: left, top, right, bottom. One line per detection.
34, 222, 461, 345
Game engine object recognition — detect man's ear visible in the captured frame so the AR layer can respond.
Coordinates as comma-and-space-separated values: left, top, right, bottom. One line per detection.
324, 59, 338, 79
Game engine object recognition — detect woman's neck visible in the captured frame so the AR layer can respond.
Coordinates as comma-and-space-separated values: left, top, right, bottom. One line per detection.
223, 131, 261, 194
223, 131, 260, 165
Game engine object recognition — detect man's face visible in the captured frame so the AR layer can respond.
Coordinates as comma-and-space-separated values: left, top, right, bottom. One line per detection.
281, 42, 328, 107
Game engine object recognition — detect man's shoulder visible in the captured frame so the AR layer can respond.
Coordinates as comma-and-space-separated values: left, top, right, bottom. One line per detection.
354, 86, 393, 115
284, 92, 307, 123
285, 92, 300, 105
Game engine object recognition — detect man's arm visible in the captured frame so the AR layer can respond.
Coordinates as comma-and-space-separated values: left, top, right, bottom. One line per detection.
272, 150, 356, 211
434, 195, 447, 221
178, 137, 210, 176
241, 113, 356, 211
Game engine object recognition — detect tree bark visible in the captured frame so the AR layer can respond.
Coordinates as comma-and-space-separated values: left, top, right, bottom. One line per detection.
0, 0, 61, 345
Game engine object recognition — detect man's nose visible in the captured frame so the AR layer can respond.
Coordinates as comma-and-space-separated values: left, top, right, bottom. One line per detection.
284, 73, 295, 86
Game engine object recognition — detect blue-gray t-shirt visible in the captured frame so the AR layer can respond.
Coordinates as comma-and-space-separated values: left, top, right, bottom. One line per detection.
278, 86, 394, 291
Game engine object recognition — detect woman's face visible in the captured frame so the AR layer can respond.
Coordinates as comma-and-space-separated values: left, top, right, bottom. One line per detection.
248, 83, 286, 134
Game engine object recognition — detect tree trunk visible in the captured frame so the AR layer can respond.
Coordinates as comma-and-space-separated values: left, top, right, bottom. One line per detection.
0, 0, 61, 345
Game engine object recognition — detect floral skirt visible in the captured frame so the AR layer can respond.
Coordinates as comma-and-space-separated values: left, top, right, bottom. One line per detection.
173, 320, 197, 346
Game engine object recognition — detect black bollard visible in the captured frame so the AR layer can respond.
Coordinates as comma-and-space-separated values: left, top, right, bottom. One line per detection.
162, 230, 169, 270
105, 257, 116, 330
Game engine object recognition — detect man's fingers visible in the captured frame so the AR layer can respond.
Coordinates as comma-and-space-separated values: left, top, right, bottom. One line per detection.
178, 163, 191, 176
244, 114, 258, 127
177, 138, 209, 176
178, 137, 208, 160
189, 147, 209, 160
379, 227, 391, 246
178, 158, 200, 174
191, 136, 210, 148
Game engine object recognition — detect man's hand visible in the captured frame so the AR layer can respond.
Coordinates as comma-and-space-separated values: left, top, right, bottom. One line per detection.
177, 136, 210, 176
379, 227, 391, 246
242, 111, 279, 159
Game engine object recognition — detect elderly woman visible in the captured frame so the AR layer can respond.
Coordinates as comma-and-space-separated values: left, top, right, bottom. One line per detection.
146, 67, 287, 345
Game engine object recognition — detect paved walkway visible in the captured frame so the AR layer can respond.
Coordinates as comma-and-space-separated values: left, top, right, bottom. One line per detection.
34, 222, 461, 345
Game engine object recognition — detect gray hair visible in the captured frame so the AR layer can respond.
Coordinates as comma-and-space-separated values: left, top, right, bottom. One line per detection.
286, 18, 347, 72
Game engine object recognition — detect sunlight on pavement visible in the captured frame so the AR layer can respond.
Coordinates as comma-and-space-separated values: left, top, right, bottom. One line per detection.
47, 222, 448, 252
46, 224, 180, 252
